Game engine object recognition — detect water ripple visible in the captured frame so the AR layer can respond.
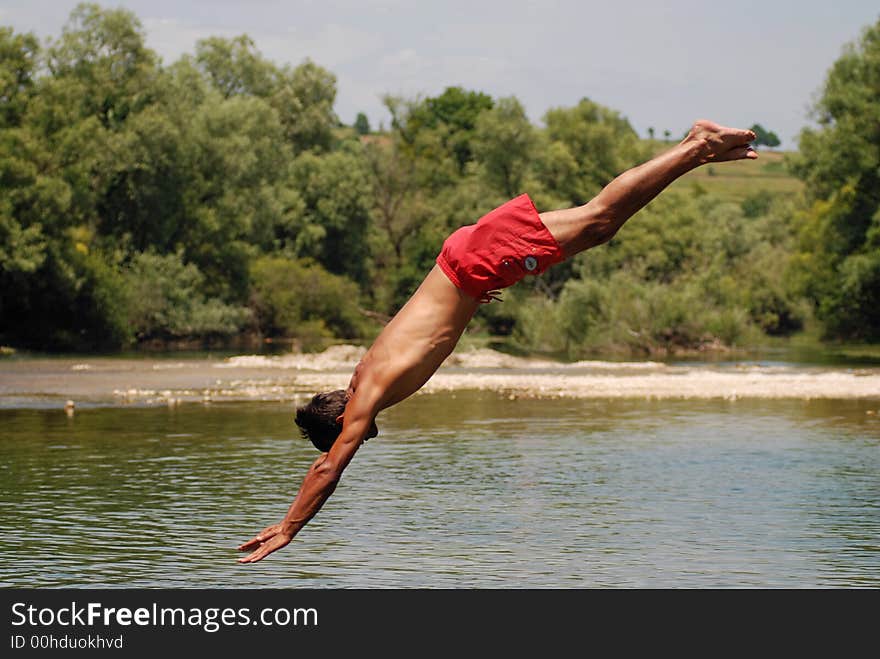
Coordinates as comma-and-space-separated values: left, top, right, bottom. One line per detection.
1, 398, 878, 587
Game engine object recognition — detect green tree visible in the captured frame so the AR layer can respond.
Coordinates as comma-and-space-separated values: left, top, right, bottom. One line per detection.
194, 34, 276, 98
363, 134, 426, 273
472, 97, 537, 198
540, 98, 647, 205
0, 28, 45, 276
269, 59, 338, 153
195, 36, 337, 153
0, 27, 39, 128
0, 5, 164, 349
394, 86, 494, 173
179, 93, 298, 299
44, 3, 158, 129
289, 142, 374, 283
789, 18, 880, 339
354, 112, 371, 135
750, 123, 781, 149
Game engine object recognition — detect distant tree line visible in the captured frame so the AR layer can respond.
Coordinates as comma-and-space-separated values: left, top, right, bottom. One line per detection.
0, 4, 877, 352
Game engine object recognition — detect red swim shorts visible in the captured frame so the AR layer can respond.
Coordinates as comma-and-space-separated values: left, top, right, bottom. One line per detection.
436, 194, 564, 301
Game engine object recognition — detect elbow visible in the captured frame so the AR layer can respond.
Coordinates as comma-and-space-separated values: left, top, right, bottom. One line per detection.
311, 455, 343, 485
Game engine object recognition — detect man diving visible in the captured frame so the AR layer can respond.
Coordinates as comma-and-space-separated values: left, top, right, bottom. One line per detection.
237, 120, 757, 563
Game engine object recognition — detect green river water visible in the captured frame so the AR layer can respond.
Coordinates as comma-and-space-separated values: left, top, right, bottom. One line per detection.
1, 362, 878, 587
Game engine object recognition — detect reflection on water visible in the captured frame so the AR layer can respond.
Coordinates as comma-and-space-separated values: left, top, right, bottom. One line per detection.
1, 395, 878, 588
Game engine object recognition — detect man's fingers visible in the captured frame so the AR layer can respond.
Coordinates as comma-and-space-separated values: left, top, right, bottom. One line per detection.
237, 535, 290, 564
237, 542, 272, 563
238, 549, 261, 563
237, 536, 261, 550
237, 545, 270, 564
237, 549, 263, 563
237, 533, 271, 551
237, 524, 282, 551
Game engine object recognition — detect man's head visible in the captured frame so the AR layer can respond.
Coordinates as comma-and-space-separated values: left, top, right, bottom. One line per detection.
295, 390, 378, 452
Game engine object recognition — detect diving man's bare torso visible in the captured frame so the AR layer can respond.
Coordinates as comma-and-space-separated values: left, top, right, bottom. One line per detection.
346, 265, 481, 415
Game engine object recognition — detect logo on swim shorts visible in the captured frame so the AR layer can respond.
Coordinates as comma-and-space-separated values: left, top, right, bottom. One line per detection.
523, 256, 538, 271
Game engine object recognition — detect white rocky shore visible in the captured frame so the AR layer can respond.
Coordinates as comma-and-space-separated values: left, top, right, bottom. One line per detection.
148, 344, 880, 404
3, 345, 878, 407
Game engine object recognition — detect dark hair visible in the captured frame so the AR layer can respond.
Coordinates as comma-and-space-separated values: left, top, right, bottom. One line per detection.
295, 390, 348, 452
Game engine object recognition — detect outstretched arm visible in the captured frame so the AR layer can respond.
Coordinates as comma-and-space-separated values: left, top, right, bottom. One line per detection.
540, 120, 757, 257
237, 395, 376, 563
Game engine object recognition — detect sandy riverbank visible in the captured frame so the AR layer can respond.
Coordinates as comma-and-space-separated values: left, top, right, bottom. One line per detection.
1, 345, 878, 407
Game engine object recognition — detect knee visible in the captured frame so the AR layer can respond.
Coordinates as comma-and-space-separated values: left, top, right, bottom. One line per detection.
578, 209, 619, 249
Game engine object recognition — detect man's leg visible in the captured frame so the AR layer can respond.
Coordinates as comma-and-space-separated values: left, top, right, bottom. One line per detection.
539, 120, 757, 259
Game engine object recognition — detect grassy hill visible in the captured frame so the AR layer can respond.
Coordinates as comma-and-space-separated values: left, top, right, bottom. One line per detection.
646, 140, 803, 201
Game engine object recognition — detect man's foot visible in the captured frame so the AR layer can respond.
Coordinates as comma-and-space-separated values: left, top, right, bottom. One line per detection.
685, 120, 758, 163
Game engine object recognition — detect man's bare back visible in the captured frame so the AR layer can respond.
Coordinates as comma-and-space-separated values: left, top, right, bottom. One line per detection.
237, 120, 757, 563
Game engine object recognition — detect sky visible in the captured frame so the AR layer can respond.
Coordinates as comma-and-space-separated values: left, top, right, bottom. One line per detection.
2, 1, 878, 149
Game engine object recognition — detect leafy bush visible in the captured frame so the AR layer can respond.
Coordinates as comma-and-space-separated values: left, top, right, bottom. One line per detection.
0, 242, 132, 350
249, 256, 367, 341
820, 251, 880, 340
124, 251, 250, 340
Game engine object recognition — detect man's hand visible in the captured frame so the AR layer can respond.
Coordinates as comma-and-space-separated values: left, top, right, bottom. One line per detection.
234, 396, 374, 565
686, 120, 758, 164
237, 523, 292, 564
